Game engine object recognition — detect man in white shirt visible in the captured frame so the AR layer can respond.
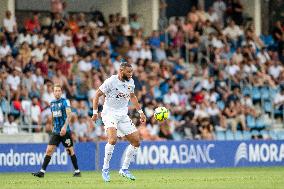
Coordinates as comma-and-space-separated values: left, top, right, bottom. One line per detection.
78, 56, 92, 72
54, 29, 68, 47
92, 61, 146, 182
42, 83, 55, 107
31, 97, 41, 130
274, 87, 284, 109
3, 114, 19, 135
223, 20, 243, 47
32, 68, 44, 90
0, 40, 11, 58
3, 11, 17, 33
127, 44, 140, 63
6, 67, 21, 91
31, 43, 46, 62
139, 43, 152, 60
61, 40, 76, 62
268, 61, 283, 80
163, 88, 180, 105
257, 47, 270, 64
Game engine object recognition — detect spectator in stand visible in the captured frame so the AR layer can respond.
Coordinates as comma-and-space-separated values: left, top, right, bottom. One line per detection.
3, 10, 17, 34
3, 114, 19, 134
25, 12, 41, 33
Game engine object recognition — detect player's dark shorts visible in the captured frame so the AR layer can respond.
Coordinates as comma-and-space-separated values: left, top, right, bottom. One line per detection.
48, 132, 73, 147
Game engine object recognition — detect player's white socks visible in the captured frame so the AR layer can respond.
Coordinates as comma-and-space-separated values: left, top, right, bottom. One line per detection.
102, 143, 115, 170
122, 144, 139, 170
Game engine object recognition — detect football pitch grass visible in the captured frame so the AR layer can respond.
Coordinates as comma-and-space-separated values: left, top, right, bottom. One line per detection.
1, 167, 284, 189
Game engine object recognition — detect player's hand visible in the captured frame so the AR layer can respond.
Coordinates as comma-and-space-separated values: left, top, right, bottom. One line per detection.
139, 112, 146, 123
60, 127, 66, 136
91, 114, 98, 122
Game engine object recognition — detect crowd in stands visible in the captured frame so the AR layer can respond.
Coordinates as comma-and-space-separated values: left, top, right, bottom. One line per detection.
0, 0, 284, 142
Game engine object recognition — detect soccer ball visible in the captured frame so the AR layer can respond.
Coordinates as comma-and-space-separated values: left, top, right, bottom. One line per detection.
154, 107, 169, 121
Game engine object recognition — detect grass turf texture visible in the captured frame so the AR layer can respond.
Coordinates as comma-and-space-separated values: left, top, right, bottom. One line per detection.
0, 167, 283, 189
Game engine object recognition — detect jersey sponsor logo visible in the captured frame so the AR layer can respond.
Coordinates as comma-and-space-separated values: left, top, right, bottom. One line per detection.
234, 142, 284, 166
53, 110, 62, 117
116, 92, 130, 99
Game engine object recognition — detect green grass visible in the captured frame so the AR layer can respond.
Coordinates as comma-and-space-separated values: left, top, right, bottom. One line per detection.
0, 167, 284, 189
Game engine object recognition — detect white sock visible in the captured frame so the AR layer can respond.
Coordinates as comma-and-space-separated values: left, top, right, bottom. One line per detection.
102, 143, 115, 170
122, 145, 139, 170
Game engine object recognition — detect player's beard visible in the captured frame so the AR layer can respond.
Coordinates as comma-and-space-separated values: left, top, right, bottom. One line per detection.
122, 74, 130, 81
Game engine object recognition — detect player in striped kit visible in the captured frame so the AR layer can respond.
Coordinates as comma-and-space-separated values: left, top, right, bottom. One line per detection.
32, 84, 81, 177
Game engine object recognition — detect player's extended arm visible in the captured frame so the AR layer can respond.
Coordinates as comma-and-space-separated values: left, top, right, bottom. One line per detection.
130, 93, 146, 123
60, 107, 71, 136
91, 89, 104, 121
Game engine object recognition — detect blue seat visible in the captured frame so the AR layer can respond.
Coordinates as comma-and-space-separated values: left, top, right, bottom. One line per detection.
269, 88, 279, 99
260, 87, 270, 100
225, 130, 234, 140
216, 131, 226, 140
251, 130, 260, 137
269, 130, 278, 140
243, 131, 252, 140
255, 117, 265, 128
252, 87, 261, 101
260, 130, 269, 138
246, 115, 256, 128
234, 131, 243, 140
263, 100, 273, 113
242, 86, 251, 96
277, 130, 284, 140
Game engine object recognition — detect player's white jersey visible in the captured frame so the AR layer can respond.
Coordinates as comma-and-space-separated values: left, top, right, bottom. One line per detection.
99, 75, 135, 115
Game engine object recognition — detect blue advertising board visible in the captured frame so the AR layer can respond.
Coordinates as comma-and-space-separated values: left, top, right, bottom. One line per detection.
0, 142, 96, 172
98, 140, 284, 170
1, 140, 283, 172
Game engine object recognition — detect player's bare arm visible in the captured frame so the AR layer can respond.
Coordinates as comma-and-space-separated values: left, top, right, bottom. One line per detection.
60, 106, 71, 136
92, 89, 104, 121
130, 92, 146, 123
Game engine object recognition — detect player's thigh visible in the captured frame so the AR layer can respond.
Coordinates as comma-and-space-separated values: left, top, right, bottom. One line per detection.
102, 113, 118, 144
125, 131, 140, 147
118, 115, 139, 146
48, 133, 61, 147
60, 132, 74, 148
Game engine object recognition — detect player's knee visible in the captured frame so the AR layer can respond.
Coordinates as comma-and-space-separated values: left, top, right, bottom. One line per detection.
108, 138, 117, 145
66, 148, 72, 155
132, 140, 140, 147
46, 148, 54, 156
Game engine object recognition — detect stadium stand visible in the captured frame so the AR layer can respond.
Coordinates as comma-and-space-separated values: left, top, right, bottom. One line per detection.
0, 0, 284, 143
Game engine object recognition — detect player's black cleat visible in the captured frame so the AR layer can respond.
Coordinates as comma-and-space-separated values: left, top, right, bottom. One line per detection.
32, 171, 45, 178
73, 172, 81, 177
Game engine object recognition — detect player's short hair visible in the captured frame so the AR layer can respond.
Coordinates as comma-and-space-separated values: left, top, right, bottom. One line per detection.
53, 84, 62, 90
120, 59, 132, 69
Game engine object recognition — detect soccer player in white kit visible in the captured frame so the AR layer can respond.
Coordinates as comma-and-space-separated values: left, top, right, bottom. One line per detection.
92, 61, 146, 182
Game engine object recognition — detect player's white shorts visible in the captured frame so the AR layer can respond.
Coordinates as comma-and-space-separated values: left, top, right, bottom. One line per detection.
101, 112, 137, 137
